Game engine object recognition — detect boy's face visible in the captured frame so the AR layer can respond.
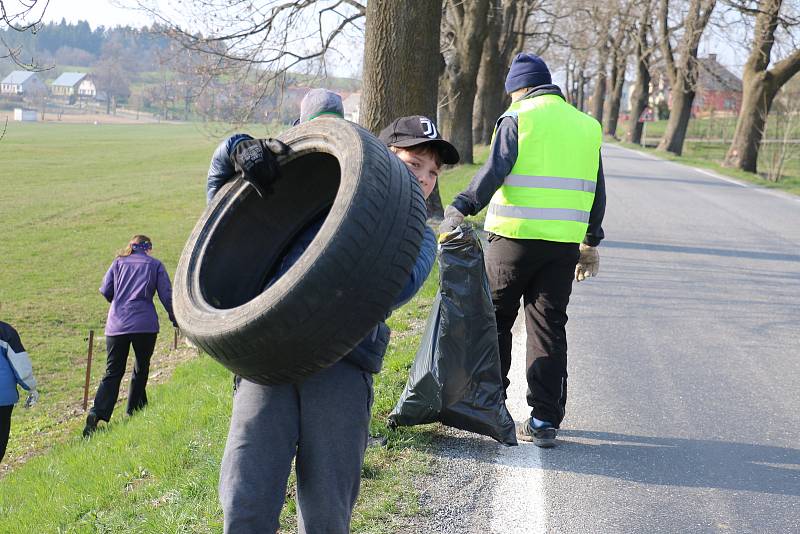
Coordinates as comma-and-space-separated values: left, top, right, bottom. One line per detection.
393, 148, 441, 199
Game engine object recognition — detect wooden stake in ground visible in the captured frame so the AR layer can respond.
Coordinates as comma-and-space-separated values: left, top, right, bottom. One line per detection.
82, 330, 94, 412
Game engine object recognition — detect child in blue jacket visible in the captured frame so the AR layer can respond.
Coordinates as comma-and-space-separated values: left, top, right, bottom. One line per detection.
207, 90, 459, 534
1, 317, 38, 464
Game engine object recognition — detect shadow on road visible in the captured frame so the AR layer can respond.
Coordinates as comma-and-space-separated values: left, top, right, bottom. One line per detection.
605, 173, 739, 188
547, 430, 800, 497
603, 240, 800, 263
427, 429, 800, 497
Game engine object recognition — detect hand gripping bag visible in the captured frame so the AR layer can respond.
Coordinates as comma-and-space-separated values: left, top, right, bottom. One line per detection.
388, 225, 517, 446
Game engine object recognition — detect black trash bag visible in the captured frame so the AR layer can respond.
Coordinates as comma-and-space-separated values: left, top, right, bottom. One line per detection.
388, 225, 517, 446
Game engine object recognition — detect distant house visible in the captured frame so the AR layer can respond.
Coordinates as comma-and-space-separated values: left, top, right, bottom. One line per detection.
1, 71, 46, 96
51, 72, 96, 102
342, 92, 361, 123
693, 54, 743, 116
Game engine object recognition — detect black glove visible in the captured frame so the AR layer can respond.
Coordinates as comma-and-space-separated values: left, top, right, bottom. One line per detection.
231, 138, 291, 197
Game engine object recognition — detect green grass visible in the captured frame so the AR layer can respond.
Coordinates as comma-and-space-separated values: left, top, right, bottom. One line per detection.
616, 117, 799, 192
626, 116, 800, 141
615, 140, 800, 196
0, 122, 483, 531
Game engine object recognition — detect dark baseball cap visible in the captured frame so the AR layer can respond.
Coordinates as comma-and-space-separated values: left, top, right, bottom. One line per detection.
378, 115, 460, 165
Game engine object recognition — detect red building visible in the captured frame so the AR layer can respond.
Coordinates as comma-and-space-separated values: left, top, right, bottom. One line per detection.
692, 54, 743, 117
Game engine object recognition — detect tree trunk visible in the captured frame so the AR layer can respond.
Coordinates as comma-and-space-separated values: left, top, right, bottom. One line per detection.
361, 0, 445, 218
656, 0, 716, 156
724, 0, 800, 173
724, 71, 779, 172
628, 8, 652, 145
473, 0, 505, 146
439, 0, 492, 165
602, 48, 627, 138
473, 0, 526, 146
577, 69, 587, 112
628, 63, 651, 145
657, 84, 695, 155
590, 47, 609, 123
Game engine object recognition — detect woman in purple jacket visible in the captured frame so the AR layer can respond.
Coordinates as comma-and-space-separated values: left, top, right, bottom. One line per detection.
83, 235, 176, 437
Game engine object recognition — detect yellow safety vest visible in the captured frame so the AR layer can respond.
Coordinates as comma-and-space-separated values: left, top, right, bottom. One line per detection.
484, 94, 601, 242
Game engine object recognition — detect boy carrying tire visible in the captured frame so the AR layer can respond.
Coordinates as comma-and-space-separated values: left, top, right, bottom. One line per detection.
205, 89, 459, 534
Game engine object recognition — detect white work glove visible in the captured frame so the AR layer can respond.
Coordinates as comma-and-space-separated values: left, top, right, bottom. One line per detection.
575, 243, 600, 282
438, 205, 465, 239
24, 389, 39, 408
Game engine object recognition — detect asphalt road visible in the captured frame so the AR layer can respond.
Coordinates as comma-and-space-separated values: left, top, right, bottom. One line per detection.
421, 144, 800, 533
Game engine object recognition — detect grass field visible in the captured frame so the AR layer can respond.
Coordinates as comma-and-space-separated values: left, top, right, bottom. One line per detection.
0, 121, 484, 531
616, 118, 800, 191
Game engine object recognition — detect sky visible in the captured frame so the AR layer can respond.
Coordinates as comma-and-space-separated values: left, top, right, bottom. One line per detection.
27, 0, 747, 77
40, 0, 154, 28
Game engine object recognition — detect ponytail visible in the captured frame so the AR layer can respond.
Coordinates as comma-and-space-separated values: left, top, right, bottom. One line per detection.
117, 235, 153, 257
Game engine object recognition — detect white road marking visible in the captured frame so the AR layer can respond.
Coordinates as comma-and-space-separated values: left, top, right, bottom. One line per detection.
491, 313, 547, 534
691, 166, 750, 187
608, 143, 800, 203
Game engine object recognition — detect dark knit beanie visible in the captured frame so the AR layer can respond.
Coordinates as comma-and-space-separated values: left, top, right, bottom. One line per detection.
504, 53, 552, 94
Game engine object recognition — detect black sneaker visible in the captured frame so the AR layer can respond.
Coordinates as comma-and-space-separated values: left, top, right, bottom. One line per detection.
83, 412, 98, 438
516, 418, 557, 448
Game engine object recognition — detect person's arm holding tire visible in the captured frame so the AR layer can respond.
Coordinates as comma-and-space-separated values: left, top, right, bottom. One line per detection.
207, 133, 253, 203
393, 226, 437, 310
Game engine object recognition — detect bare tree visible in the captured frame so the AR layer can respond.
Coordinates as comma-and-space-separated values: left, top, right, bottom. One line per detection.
602, 1, 636, 138
627, 1, 657, 145
360, 0, 442, 132
723, 0, 800, 173
140, 0, 366, 123
587, 3, 615, 123
1, 0, 50, 70
472, 0, 563, 145
94, 34, 134, 114
360, 0, 445, 219
439, 0, 492, 164
656, 0, 717, 155
762, 81, 799, 181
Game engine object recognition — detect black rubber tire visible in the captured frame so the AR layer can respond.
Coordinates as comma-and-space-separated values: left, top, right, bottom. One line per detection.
174, 119, 427, 384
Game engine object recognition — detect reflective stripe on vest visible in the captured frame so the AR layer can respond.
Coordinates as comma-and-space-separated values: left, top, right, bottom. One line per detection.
485, 94, 601, 242
488, 204, 591, 223
504, 174, 597, 193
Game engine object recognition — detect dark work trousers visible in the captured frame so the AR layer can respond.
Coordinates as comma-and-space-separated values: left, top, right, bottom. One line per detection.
219, 359, 373, 534
484, 234, 580, 428
0, 404, 12, 463
90, 333, 158, 421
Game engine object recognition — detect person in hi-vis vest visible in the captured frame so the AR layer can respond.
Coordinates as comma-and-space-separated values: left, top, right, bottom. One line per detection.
439, 53, 606, 448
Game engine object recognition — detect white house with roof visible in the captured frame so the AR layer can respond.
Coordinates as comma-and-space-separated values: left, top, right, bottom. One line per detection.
1, 71, 46, 95
342, 92, 361, 123
51, 72, 96, 100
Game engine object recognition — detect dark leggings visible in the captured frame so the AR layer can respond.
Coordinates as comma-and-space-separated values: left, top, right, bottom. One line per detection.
90, 333, 158, 422
0, 404, 12, 463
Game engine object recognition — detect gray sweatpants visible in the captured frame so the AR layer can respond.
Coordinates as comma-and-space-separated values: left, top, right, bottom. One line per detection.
219, 360, 373, 534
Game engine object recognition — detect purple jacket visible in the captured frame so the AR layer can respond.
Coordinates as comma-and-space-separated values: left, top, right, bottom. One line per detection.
100, 252, 176, 336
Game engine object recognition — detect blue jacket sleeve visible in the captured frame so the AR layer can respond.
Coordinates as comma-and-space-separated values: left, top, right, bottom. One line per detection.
206, 133, 254, 203
392, 226, 437, 310
452, 116, 518, 216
